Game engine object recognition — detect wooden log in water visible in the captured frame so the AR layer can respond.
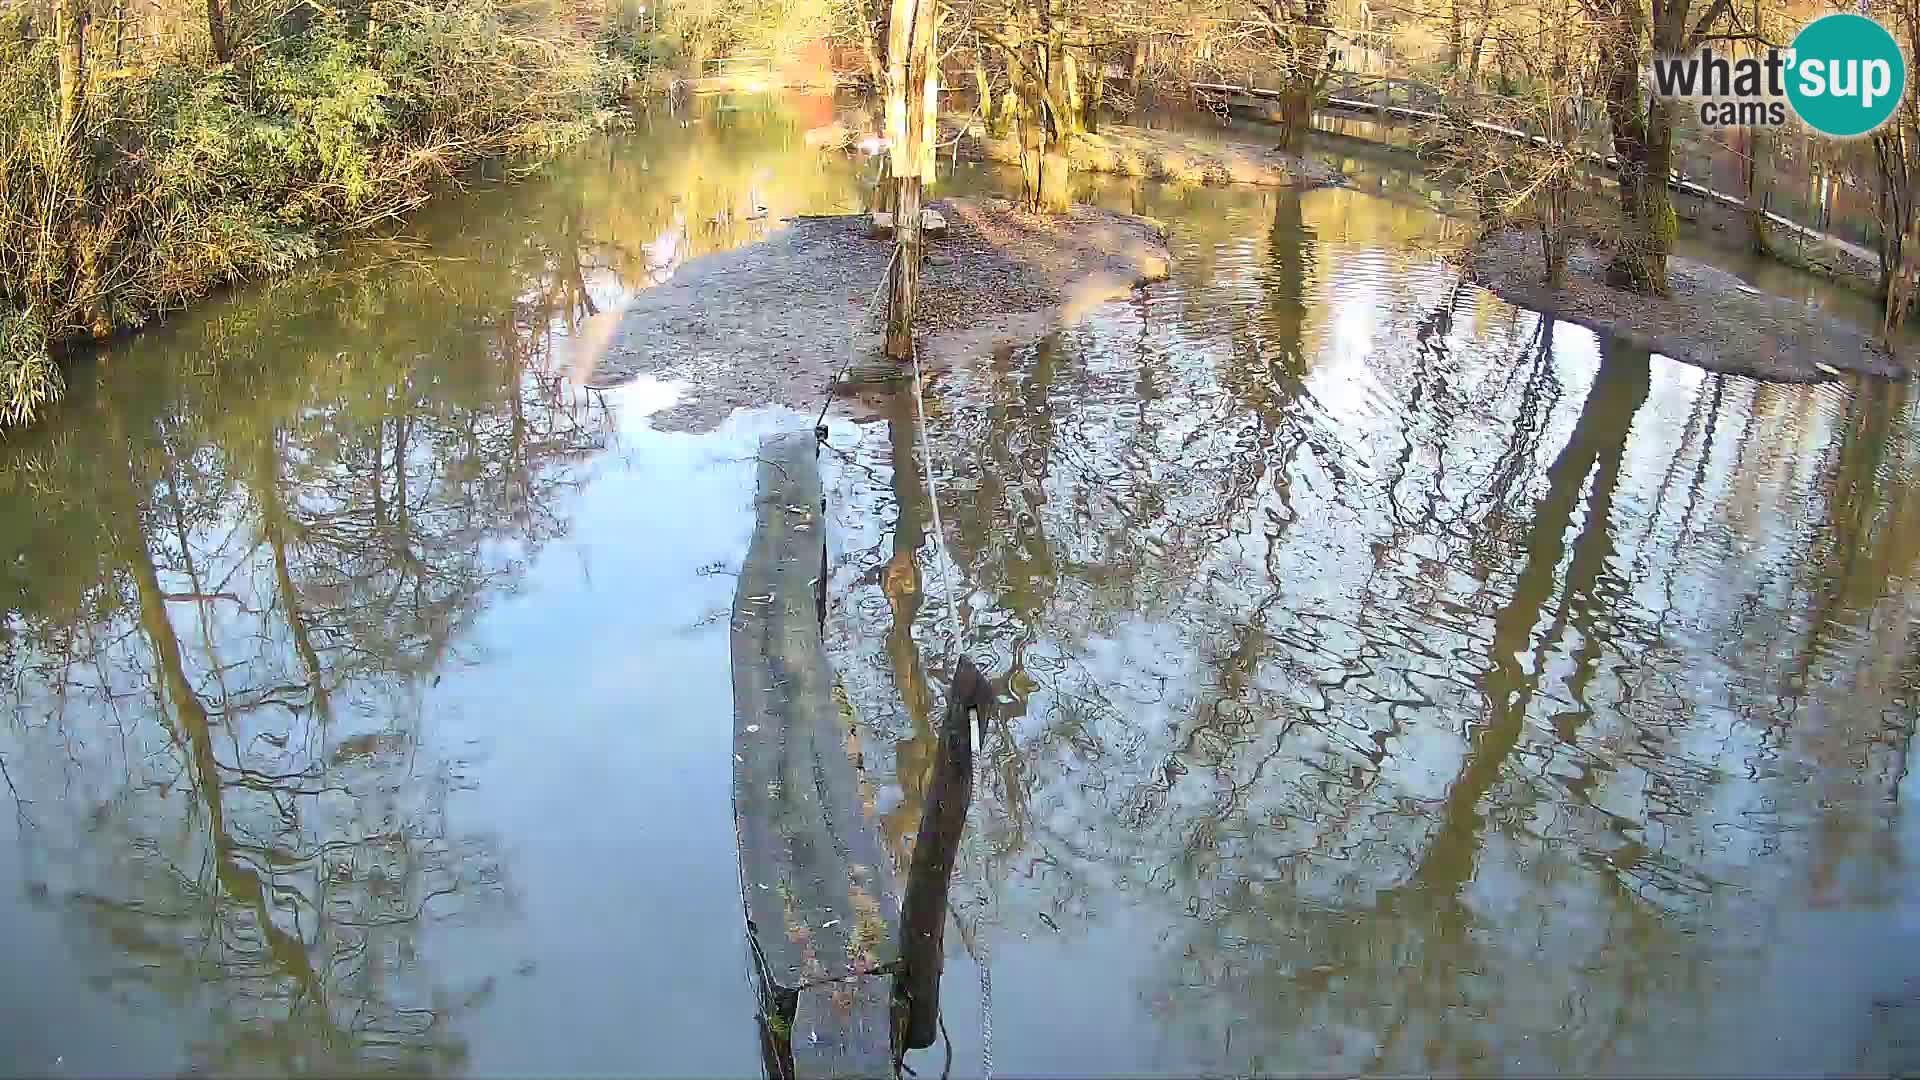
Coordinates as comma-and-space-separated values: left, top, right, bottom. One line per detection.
733, 430, 899, 1080
892, 655, 992, 1053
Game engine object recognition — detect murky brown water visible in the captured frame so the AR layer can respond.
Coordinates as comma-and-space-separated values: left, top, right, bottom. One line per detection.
1, 93, 1916, 1077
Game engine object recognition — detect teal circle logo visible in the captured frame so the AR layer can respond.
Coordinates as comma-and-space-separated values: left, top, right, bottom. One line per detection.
1786, 13, 1907, 138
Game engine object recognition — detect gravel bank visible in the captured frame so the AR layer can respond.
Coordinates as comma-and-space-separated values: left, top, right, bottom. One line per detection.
587, 197, 1171, 430
1466, 230, 1913, 382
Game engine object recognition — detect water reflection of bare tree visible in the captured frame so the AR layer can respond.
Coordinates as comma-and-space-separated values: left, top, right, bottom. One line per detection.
1138, 337, 1715, 1073
0, 237, 611, 1072
814, 168, 1920, 1076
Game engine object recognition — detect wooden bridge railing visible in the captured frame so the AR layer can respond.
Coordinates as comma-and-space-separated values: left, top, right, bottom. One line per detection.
1193, 74, 1882, 268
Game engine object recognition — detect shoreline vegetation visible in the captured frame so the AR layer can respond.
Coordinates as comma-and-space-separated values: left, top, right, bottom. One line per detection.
6, 0, 1919, 432
1464, 229, 1915, 381
0, 0, 642, 427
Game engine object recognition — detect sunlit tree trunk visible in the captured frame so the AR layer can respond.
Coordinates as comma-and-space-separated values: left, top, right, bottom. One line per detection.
1286, 0, 1331, 151
208, 0, 231, 63
1265, 0, 1331, 152
1870, 4, 1918, 333
992, 80, 1017, 136
1874, 126, 1918, 332
1747, 125, 1773, 255
1062, 48, 1085, 135
1743, 0, 1772, 256
920, 22, 939, 180
54, 0, 87, 139
1596, 0, 1674, 295
883, 0, 938, 360
1084, 48, 1105, 134
1033, 0, 1072, 212
1448, 0, 1463, 69
1542, 188, 1570, 288
1540, 23, 1572, 288
51, 0, 112, 339
857, 0, 888, 89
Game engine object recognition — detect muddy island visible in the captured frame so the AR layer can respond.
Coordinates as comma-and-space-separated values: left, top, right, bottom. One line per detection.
1465, 229, 1915, 382
588, 197, 1172, 430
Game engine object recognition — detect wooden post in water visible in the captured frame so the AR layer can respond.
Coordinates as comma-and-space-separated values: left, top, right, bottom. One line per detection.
883, 0, 938, 360
892, 656, 992, 1057
733, 431, 900, 1080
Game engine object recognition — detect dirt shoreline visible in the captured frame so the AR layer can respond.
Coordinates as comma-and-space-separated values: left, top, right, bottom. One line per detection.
945, 117, 1343, 189
585, 197, 1171, 430
1465, 230, 1914, 382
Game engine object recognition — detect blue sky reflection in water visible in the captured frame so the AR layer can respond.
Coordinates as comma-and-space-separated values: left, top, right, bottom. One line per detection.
0, 92, 1917, 1077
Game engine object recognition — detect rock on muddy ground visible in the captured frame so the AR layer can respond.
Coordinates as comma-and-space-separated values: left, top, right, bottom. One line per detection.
584, 197, 1171, 430
1466, 229, 1915, 382
946, 117, 1344, 189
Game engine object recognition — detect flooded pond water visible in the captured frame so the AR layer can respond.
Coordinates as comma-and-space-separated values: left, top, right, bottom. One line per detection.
2, 93, 1916, 1076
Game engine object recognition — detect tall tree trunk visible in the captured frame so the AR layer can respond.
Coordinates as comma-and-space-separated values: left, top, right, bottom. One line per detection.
1744, 0, 1771, 255
54, 0, 86, 139
883, 0, 938, 360
1448, 0, 1463, 69
1034, 0, 1073, 212
1747, 125, 1773, 256
920, 19, 939, 180
858, 0, 887, 89
52, 0, 109, 338
993, 78, 1017, 137
1598, 0, 1673, 295
1015, 67, 1046, 207
1871, 6, 1918, 333
1540, 21, 1571, 288
1275, 0, 1330, 152
1085, 49, 1106, 133
1542, 184, 1570, 288
208, 0, 231, 63
1062, 49, 1085, 135
1875, 125, 1917, 333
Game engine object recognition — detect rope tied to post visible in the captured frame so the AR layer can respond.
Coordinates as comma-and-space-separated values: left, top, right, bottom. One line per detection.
888, 336, 996, 1080
810, 221, 995, 1080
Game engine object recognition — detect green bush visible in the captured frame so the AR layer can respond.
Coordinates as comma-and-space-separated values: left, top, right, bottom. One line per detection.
602, 24, 679, 72
0, 0, 632, 429
0, 314, 60, 429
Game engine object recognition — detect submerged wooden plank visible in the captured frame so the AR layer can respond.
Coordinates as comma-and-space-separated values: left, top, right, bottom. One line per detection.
732, 430, 898, 1080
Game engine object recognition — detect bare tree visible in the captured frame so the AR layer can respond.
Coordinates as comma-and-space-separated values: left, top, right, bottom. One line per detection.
1870, 0, 1919, 332
1581, 0, 1749, 294
1430, 0, 1599, 286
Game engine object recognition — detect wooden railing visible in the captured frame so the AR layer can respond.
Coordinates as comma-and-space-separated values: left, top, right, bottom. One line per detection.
1192, 75, 1881, 271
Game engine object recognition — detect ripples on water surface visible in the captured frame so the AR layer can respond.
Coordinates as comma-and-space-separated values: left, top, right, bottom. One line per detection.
1, 93, 1916, 1076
